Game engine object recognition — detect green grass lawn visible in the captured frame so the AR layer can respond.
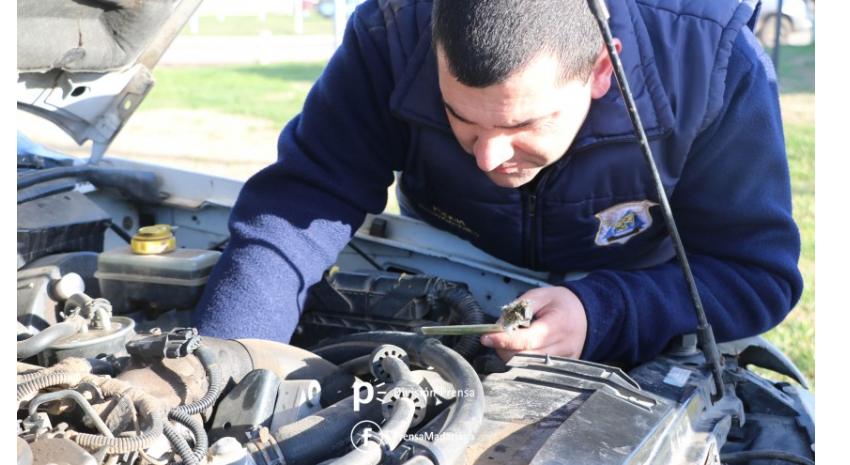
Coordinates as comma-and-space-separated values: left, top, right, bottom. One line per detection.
182, 13, 334, 36
762, 44, 816, 390
144, 44, 815, 389
145, 63, 327, 123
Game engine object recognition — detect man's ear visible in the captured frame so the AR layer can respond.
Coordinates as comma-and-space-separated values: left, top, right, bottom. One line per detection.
589, 38, 622, 99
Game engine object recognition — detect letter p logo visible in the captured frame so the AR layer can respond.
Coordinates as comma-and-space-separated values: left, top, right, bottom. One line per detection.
352, 378, 374, 412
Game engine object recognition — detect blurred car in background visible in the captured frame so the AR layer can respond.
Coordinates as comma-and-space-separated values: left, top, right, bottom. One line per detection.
316, 0, 367, 19
757, 0, 814, 46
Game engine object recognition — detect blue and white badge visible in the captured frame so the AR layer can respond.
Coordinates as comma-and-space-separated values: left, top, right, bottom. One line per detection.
594, 200, 658, 246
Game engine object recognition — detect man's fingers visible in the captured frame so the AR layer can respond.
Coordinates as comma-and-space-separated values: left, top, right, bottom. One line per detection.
481, 319, 553, 352
494, 349, 518, 362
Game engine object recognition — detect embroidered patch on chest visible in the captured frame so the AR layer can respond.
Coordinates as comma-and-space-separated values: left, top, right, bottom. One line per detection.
594, 200, 658, 246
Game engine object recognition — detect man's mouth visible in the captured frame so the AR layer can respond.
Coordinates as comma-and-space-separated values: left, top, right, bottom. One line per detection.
492, 165, 520, 174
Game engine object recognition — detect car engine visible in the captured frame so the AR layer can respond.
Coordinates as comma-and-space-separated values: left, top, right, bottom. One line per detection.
16, 155, 815, 465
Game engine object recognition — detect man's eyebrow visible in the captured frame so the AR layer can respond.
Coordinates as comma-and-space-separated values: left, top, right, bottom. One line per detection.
442, 99, 544, 129
442, 100, 474, 124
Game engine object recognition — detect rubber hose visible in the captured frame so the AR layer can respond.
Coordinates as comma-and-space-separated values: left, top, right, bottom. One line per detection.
174, 346, 222, 416
310, 332, 485, 465
382, 356, 414, 384
330, 397, 416, 465
413, 336, 485, 464
320, 356, 372, 407
311, 333, 433, 369
74, 394, 165, 454
720, 450, 815, 465
338, 355, 374, 376
163, 422, 200, 465
313, 342, 385, 365
86, 358, 117, 376
434, 283, 486, 360
404, 456, 434, 465
272, 394, 384, 465
18, 166, 95, 190
168, 409, 208, 462
17, 316, 85, 359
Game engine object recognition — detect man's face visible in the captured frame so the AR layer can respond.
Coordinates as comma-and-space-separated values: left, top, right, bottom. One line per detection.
437, 49, 595, 188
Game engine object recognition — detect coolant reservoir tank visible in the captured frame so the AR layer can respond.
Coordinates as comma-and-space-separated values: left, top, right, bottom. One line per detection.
96, 225, 220, 314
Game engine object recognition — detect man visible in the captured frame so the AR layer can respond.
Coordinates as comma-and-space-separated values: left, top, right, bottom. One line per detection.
193, 0, 803, 365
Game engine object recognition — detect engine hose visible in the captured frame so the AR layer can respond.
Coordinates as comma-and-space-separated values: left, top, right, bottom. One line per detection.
17, 316, 85, 359
174, 346, 222, 416
311, 332, 485, 465
339, 355, 374, 376
330, 397, 417, 465
86, 358, 117, 376
313, 342, 388, 365
74, 394, 165, 454
321, 356, 373, 407
337, 357, 421, 464
404, 456, 434, 465
162, 422, 200, 465
433, 283, 486, 360
271, 394, 384, 465
168, 409, 208, 462
720, 451, 815, 465
382, 356, 414, 383
412, 335, 484, 464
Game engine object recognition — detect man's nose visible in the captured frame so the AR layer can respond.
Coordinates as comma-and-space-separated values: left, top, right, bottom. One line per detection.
473, 134, 513, 172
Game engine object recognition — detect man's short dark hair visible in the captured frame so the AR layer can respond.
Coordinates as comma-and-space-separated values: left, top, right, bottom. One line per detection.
432, 0, 603, 88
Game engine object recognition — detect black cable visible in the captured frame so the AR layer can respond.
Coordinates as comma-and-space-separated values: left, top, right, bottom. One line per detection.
162, 422, 200, 465
16, 166, 162, 204
720, 450, 815, 465
434, 282, 486, 360
108, 222, 133, 244
347, 242, 383, 270
585, 0, 725, 401
168, 409, 208, 462
174, 346, 223, 416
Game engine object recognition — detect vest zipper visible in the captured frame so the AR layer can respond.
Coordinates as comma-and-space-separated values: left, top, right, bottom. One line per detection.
526, 169, 551, 270
527, 193, 538, 269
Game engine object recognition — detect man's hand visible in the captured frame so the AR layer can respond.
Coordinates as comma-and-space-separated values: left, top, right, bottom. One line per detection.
480, 286, 587, 362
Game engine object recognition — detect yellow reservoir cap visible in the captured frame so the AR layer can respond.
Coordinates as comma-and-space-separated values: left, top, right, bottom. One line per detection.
131, 224, 177, 255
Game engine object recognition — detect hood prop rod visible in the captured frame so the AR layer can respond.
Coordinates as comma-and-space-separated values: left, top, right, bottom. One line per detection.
586, 0, 725, 402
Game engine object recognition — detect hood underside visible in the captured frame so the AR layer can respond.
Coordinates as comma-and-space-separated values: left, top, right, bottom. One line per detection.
17, 0, 203, 163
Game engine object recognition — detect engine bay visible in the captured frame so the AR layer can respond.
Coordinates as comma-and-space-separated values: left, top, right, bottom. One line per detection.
17, 156, 815, 465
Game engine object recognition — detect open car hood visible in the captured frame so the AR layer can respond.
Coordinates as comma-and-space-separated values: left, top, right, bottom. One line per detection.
16, 0, 204, 164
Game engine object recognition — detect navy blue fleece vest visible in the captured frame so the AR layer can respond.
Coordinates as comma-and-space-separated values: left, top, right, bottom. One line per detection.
382, 0, 760, 272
